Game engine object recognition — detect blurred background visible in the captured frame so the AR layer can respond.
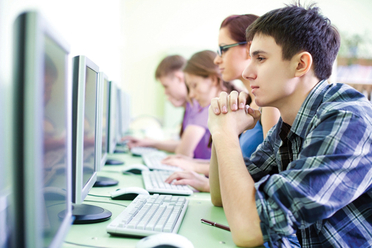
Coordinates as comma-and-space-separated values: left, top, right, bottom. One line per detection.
2, 0, 372, 126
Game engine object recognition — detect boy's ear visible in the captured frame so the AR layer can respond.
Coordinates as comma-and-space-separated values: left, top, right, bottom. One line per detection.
294, 52, 313, 77
173, 70, 184, 83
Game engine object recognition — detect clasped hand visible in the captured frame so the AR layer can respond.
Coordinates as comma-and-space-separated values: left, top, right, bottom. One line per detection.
208, 91, 261, 137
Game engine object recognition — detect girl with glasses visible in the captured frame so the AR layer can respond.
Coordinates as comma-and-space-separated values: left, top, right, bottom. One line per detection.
164, 14, 280, 191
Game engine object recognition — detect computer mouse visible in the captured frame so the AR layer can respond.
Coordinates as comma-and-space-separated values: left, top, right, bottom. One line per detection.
110, 187, 149, 200
122, 164, 149, 175
136, 233, 194, 248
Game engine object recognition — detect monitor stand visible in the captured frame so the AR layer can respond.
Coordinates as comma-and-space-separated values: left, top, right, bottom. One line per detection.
93, 176, 118, 187
59, 204, 112, 224
114, 148, 127, 154
105, 159, 124, 166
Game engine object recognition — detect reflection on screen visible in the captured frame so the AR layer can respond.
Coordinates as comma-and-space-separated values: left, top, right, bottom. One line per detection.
42, 35, 68, 247
110, 85, 117, 148
82, 67, 97, 187
102, 79, 108, 157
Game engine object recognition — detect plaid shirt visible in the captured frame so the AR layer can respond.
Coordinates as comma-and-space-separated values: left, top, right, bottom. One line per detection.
245, 80, 372, 247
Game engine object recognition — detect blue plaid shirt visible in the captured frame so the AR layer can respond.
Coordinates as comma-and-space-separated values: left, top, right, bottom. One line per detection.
245, 80, 372, 247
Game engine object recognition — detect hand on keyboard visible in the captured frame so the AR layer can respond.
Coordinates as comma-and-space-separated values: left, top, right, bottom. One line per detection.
164, 171, 210, 193
161, 155, 196, 171
142, 170, 193, 195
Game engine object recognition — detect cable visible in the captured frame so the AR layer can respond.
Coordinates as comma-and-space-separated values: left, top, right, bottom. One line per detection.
100, 170, 122, 174
64, 241, 112, 248
87, 193, 111, 198
84, 199, 127, 208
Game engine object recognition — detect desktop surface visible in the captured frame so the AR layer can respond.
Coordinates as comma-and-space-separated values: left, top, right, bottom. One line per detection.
63, 153, 263, 248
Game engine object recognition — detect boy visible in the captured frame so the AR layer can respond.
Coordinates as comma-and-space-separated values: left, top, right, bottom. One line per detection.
208, 3, 372, 248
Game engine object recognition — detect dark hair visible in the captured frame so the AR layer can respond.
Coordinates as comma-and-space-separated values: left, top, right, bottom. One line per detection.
183, 50, 238, 93
246, 3, 340, 80
155, 55, 186, 79
220, 14, 259, 42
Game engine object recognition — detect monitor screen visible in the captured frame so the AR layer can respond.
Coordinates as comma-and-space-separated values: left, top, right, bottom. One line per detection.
119, 90, 131, 137
12, 11, 73, 247
0, 65, 10, 248
82, 66, 97, 188
101, 74, 109, 168
107, 81, 118, 154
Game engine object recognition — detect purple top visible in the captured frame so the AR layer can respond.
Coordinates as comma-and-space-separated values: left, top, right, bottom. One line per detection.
182, 100, 211, 159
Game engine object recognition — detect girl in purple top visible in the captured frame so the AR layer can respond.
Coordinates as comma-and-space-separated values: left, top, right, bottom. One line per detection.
124, 55, 210, 159
182, 99, 210, 159
162, 50, 239, 171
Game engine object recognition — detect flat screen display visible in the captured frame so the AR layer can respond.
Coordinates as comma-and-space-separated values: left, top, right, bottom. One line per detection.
42, 34, 69, 247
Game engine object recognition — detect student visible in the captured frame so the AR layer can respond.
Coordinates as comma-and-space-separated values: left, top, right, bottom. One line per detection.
208, 3, 372, 248
163, 50, 240, 175
164, 14, 280, 189
124, 55, 210, 159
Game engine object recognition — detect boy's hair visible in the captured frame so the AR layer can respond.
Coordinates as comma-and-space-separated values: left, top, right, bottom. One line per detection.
246, 3, 340, 80
154, 55, 186, 79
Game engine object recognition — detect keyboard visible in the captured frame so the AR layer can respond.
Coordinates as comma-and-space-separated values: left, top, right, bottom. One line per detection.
142, 170, 193, 196
106, 194, 188, 237
131, 147, 158, 156
142, 151, 182, 172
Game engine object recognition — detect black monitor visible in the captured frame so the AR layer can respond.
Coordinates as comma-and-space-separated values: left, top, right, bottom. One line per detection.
93, 73, 119, 186
12, 11, 73, 247
69, 55, 111, 224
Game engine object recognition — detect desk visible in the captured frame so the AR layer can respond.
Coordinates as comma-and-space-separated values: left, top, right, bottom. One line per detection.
62, 153, 240, 248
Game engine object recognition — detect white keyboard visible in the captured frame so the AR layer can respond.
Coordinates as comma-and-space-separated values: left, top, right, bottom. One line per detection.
106, 194, 188, 237
142, 151, 182, 172
142, 170, 193, 196
131, 147, 159, 156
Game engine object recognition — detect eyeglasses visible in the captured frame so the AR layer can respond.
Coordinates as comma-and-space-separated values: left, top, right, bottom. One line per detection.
217, 41, 247, 56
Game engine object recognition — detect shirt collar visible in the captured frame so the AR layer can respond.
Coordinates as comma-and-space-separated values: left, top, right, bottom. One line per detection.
289, 79, 330, 139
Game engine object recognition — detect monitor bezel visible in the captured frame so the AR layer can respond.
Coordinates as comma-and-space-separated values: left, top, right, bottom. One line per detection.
97, 72, 108, 171
71, 55, 100, 204
12, 10, 73, 248
107, 81, 118, 154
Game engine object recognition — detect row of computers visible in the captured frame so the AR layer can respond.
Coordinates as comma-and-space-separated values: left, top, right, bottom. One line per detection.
5, 10, 195, 248
8, 11, 131, 247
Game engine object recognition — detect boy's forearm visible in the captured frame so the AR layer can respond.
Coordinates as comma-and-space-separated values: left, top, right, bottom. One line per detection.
213, 132, 264, 247
209, 144, 222, 206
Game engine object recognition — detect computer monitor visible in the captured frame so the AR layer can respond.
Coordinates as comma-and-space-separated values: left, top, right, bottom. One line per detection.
12, 11, 73, 247
93, 73, 119, 186
70, 55, 111, 223
118, 90, 131, 139
0, 67, 10, 248
107, 81, 118, 154
106, 81, 128, 155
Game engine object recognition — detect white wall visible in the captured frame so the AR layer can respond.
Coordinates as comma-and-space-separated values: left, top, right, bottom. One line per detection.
0, 0, 123, 187
1, 0, 372, 133
122, 0, 372, 125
